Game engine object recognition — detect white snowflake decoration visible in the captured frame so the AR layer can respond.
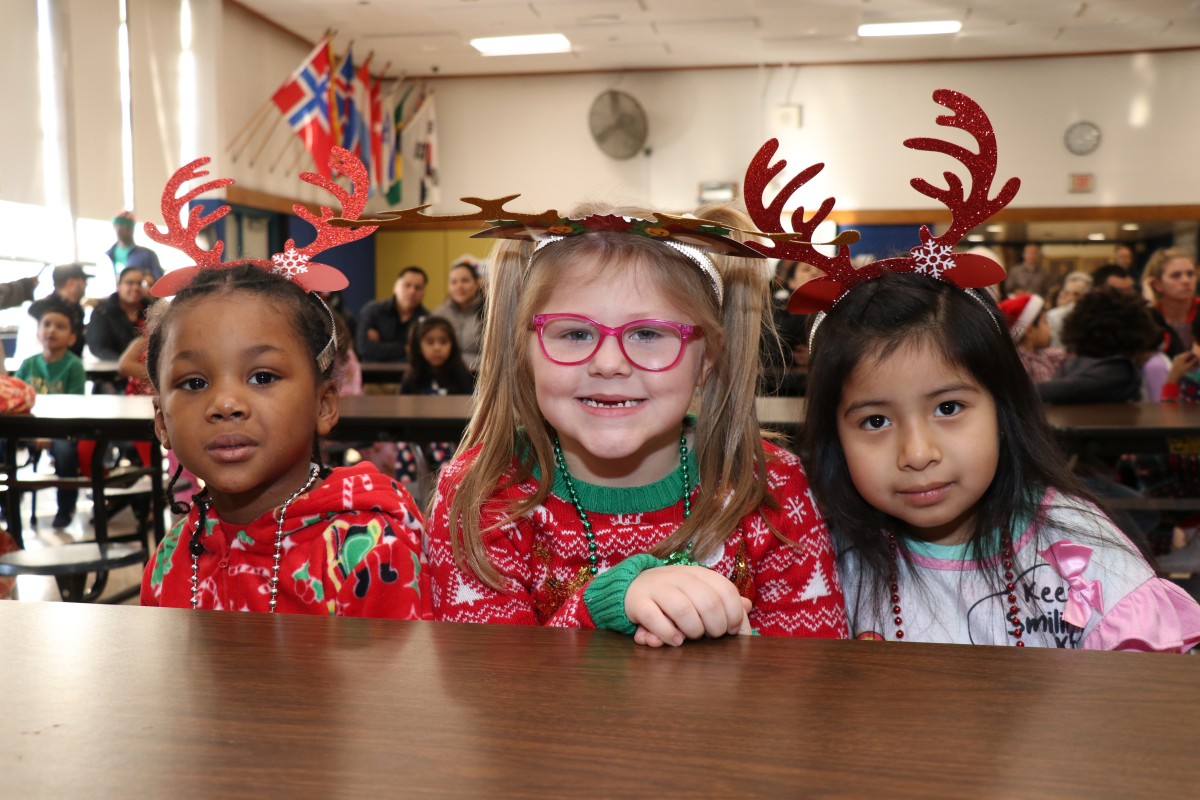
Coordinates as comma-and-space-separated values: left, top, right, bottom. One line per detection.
909, 240, 955, 280
271, 247, 311, 279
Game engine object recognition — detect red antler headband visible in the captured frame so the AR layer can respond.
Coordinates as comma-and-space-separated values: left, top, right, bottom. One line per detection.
742, 89, 1019, 316
146, 146, 376, 298
146, 147, 377, 373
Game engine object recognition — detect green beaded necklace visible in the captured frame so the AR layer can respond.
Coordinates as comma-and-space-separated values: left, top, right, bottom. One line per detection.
552, 425, 693, 576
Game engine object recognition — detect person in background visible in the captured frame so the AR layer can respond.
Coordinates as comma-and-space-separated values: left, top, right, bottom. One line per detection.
1090, 263, 1135, 293
433, 256, 486, 371
998, 294, 1065, 384
395, 316, 475, 486
28, 263, 89, 357
1045, 270, 1092, 348
1003, 242, 1050, 297
1113, 243, 1135, 273
356, 266, 428, 362
1038, 287, 1161, 404
17, 299, 86, 529
1142, 248, 1199, 355
0, 275, 38, 310
87, 266, 150, 364
107, 211, 163, 281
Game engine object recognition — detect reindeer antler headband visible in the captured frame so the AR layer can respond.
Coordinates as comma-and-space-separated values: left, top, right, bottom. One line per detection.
742, 89, 1019, 331
146, 146, 377, 372
329, 195, 857, 308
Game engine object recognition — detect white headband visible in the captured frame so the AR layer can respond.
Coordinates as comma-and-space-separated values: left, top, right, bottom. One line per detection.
529, 235, 725, 307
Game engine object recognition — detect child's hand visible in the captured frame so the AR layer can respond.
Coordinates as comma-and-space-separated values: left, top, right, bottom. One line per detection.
1168, 351, 1199, 385
625, 565, 749, 647
633, 597, 753, 647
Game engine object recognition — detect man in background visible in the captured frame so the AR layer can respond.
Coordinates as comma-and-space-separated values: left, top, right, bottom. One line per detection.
28, 263, 90, 357
357, 266, 429, 362
106, 211, 162, 281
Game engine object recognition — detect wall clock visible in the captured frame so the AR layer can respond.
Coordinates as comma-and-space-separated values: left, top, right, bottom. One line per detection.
1064, 121, 1101, 156
588, 90, 649, 160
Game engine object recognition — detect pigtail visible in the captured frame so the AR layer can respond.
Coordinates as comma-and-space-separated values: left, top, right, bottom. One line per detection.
446, 237, 556, 588
653, 204, 777, 562
165, 463, 189, 516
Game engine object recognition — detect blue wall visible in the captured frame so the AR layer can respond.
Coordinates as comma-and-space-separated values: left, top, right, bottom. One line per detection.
286, 215, 376, 315
843, 223, 933, 262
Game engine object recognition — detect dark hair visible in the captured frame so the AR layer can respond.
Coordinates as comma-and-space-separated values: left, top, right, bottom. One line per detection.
1088, 264, 1129, 289
118, 266, 144, 284
801, 272, 1111, 631
449, 261, 480, 281
32, 296, 76, 325
401, 315, 473, 395
397, 266, 428, 286
1061, 287, 1160, 358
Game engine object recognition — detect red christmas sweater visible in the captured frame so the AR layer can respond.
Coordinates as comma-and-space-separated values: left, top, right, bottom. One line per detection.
426, 440, 848, 637
142, 463, 431, 618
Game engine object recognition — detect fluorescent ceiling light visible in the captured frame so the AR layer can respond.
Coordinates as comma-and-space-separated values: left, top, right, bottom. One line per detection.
966, 234, 985, 242
1121, 223, 1140, 231
470, 33, 571, 56
1087, 232, 1106, 241
858, 20, 962, 37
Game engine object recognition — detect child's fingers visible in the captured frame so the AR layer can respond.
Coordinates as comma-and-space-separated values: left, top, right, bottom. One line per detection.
738, 597, 754, 635
684, 569, 751, 636
634, 626, 667, 647
634, 601, 686, 646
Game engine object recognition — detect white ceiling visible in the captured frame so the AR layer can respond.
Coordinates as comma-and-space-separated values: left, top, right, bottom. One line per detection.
238, 0, 1200, 78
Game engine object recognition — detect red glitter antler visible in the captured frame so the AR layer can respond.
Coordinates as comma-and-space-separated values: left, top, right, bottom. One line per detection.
743, 140, 862, 312
144, 157, 232, 267
290, 147, 377, 258
744, 89, 1019, 314
907, 89, 1020, 247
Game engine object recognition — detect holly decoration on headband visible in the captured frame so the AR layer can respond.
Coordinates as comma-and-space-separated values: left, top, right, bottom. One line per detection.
742, 89, 1020, 314
146, 146, 377, 297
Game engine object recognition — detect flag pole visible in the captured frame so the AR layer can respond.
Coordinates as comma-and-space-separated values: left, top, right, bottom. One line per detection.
247, 112, 286, 167
269, 137, 299, 173
226, 100, 274, 156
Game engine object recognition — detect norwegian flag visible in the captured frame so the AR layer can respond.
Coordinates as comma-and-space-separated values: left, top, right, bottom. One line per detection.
271, 39, 337, 177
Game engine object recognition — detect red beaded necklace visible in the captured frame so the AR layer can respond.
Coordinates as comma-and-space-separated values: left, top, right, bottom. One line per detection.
885, 531, 1025, 646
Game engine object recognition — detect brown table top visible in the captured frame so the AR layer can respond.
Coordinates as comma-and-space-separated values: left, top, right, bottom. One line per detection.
3, 602, 1197, 798
1044, 401, 1200, 436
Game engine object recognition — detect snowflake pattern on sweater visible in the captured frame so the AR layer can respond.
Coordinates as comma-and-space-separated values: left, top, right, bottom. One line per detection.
142, 463, 431, 618
426, 441, 848, 637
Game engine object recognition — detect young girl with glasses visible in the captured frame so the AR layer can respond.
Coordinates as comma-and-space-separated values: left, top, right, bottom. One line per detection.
423, 207, 848, 646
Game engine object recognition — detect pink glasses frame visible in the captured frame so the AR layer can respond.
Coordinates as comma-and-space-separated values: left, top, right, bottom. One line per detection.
529, 313, 705, 372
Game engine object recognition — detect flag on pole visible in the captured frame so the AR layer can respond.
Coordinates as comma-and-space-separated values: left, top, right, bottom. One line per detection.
386, 84, 415, 205
355, 58, 377, 190
402, 91, 439, 207
271, 39, 337, 177
365, 70, 384, 195
334, 45, 361, 162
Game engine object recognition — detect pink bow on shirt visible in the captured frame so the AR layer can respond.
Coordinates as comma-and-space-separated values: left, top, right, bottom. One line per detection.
1039, 540, 1105, 627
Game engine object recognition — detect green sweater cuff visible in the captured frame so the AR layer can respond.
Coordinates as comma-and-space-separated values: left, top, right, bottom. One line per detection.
584, 553, 665, 634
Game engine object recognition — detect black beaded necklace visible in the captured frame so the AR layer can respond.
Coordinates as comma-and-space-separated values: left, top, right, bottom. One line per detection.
552, 425, 692, 576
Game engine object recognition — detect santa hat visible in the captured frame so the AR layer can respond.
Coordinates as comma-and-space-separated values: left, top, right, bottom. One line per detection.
997, 294, 1045, 341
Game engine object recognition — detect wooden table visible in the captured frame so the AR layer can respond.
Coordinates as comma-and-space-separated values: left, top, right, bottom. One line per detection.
1045, 402, 1200, 457
2, 602, 1196, 798
0, 395, 164, 547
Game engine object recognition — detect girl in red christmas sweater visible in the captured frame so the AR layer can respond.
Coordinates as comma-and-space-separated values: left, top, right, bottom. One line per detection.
139, 151, 429, 617
425, 207, 848, 646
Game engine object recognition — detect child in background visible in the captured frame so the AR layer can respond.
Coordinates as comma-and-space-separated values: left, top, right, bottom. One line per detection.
1038, 287, 1161, 404
395, 316, 474, 485
423, 205, 847, 646
139, 150, 429, 617
997, 294, 1065, 384
783, 89, 1200, 649
17, 299, 85, 528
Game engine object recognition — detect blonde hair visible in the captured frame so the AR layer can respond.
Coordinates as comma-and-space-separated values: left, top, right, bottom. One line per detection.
445, 205, 776, 589
1142, 247, 1195, 304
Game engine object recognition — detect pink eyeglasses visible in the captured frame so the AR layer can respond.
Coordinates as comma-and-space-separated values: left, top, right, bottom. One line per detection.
529, 313, 704, 372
